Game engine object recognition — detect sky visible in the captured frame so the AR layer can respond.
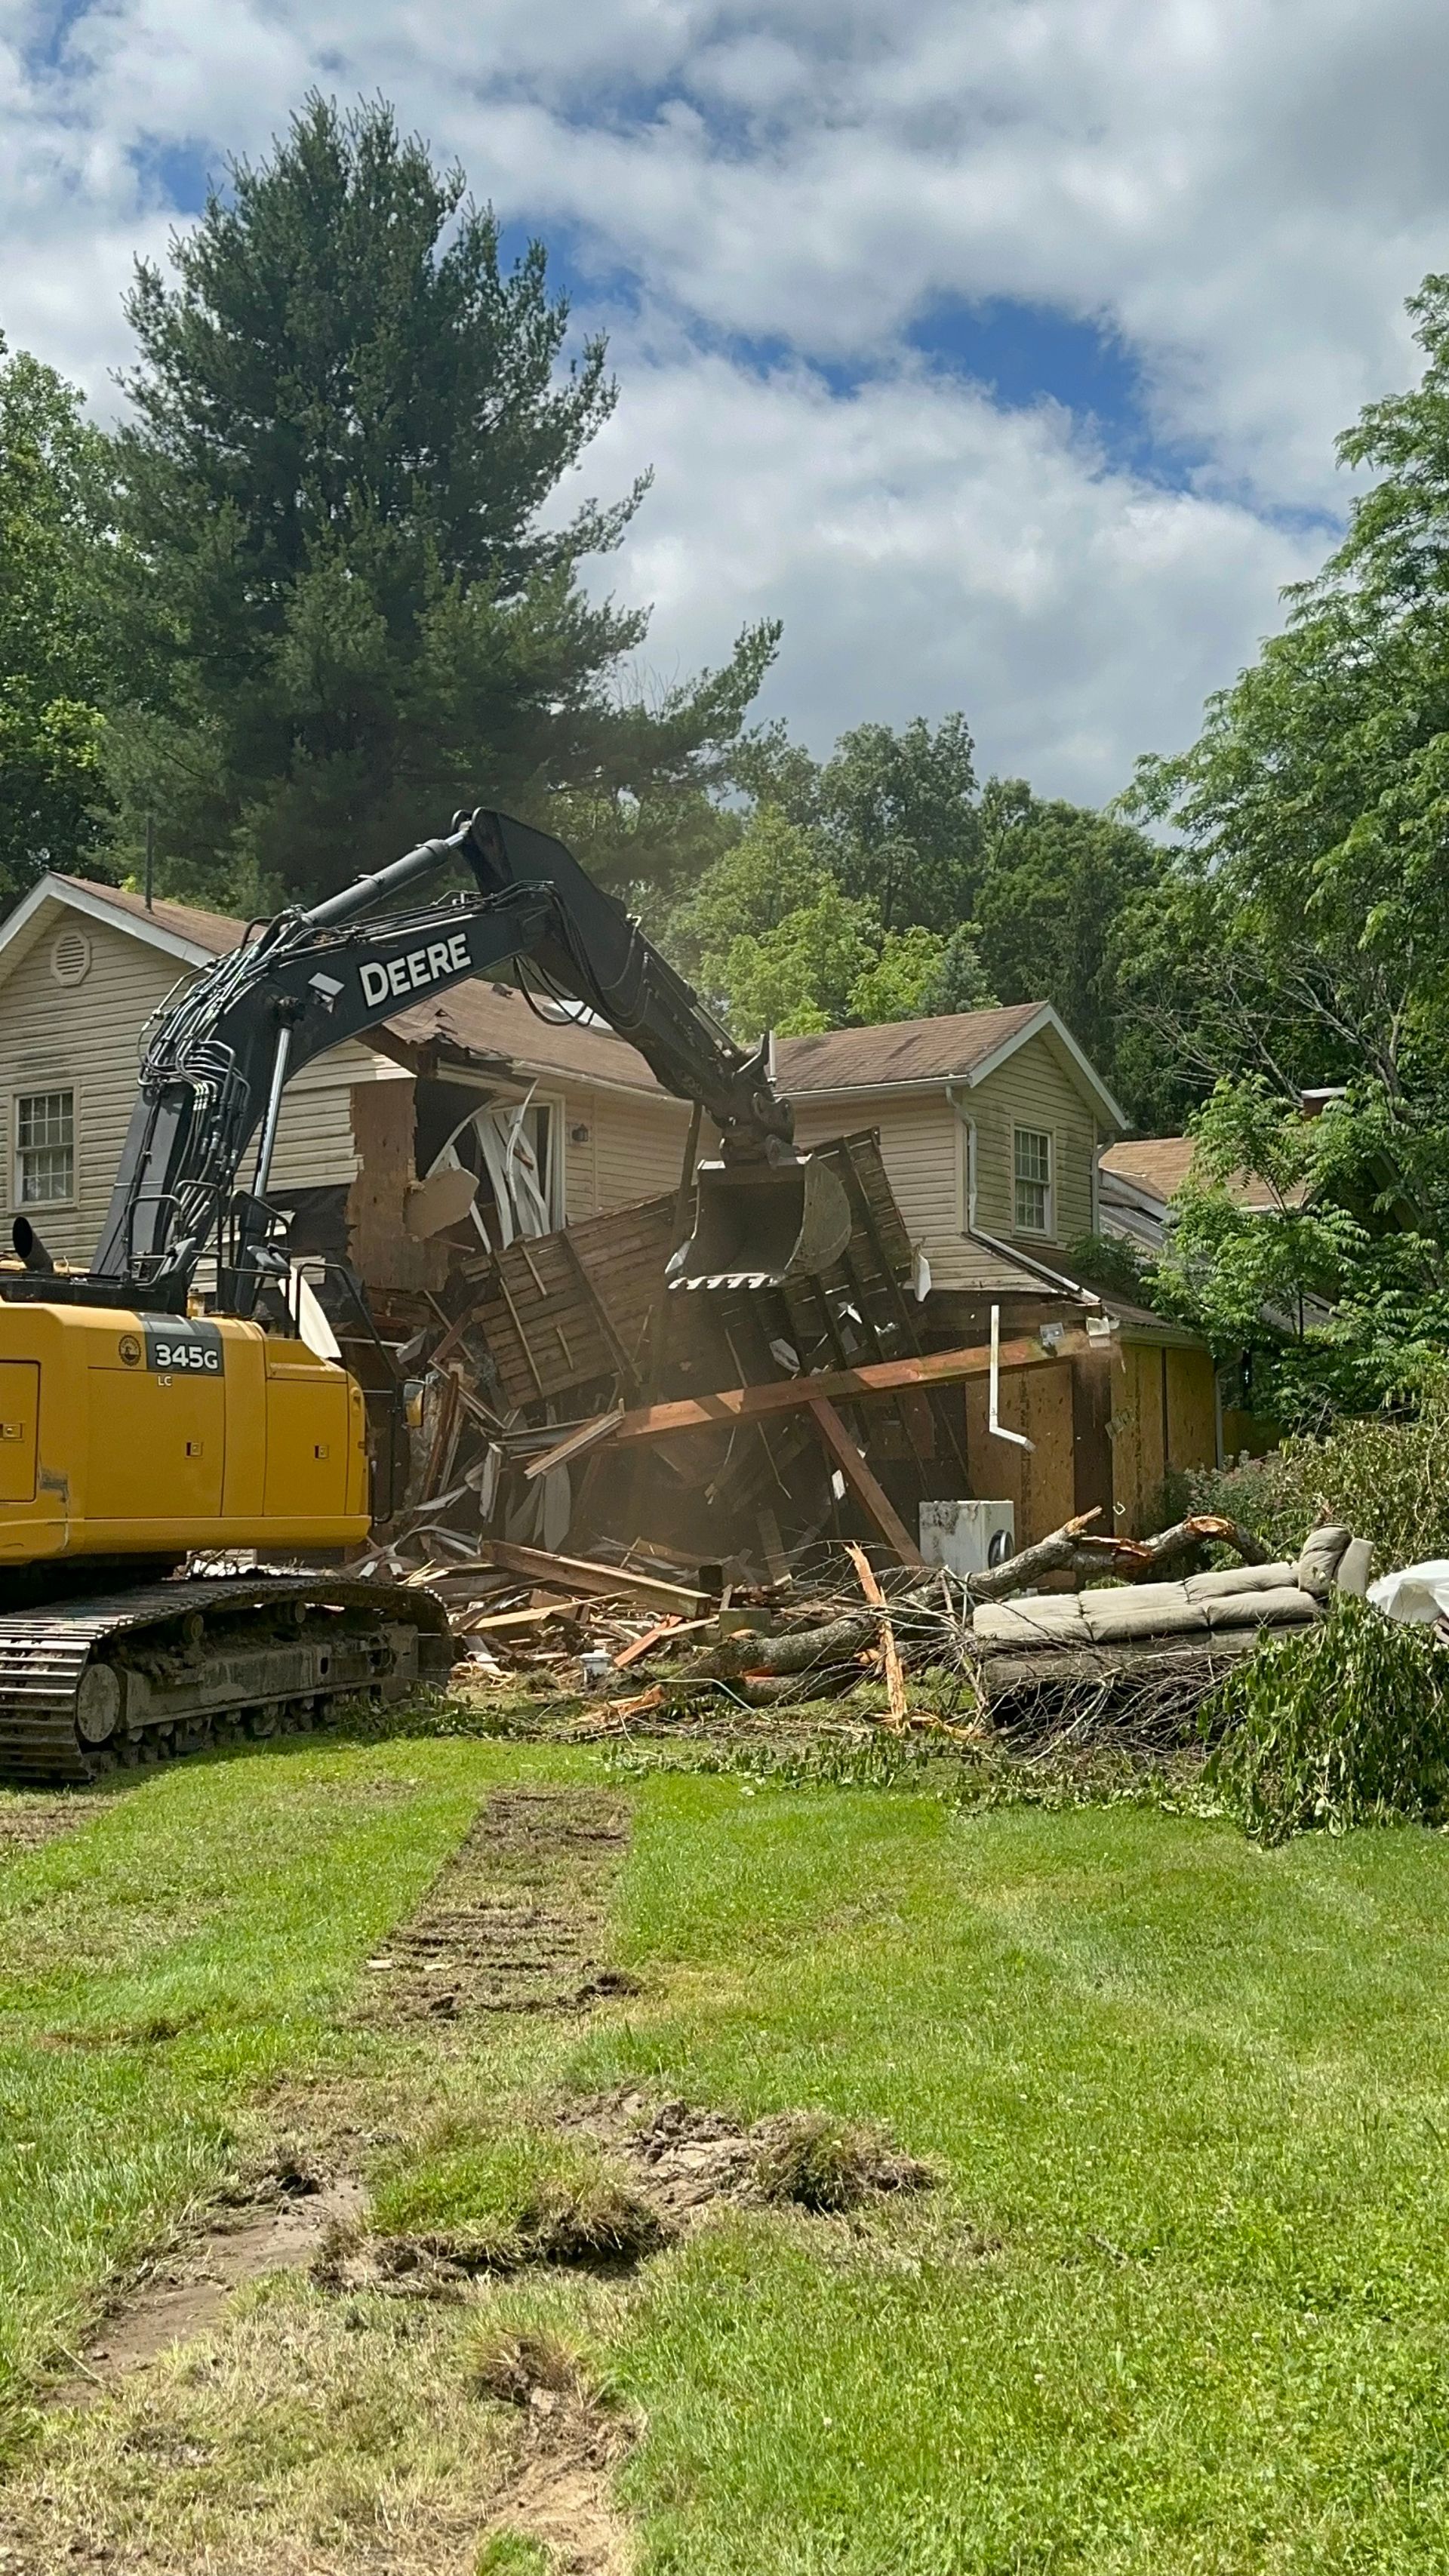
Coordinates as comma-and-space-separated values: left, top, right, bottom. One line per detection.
2, 0, 1444, 805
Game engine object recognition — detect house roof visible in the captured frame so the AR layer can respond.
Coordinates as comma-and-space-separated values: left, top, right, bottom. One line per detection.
2, 874, 1126, 1122
1101, 1137, 1297, 1213
0, 873, 670, 1100
775, 1000, 1127, 1131
380, 984, 669, 1097
54, 875, 245, 959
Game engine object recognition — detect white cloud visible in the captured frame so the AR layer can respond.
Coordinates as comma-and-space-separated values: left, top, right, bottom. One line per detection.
0, 0, 1443, 789
579, 343, 1318, 795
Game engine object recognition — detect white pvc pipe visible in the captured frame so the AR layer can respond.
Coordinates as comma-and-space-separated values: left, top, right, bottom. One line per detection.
988, 1303, 1035, 1451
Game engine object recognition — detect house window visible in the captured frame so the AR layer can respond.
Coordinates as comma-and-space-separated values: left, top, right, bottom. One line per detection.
15, 1089, 75, 1205
1014, 1126, 1053, 1235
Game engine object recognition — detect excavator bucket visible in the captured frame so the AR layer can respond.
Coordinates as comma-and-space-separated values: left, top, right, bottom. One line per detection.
667, 1155, 854, 1291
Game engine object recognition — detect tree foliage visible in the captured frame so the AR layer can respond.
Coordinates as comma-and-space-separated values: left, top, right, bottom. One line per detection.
1147, 1079, 1449, 1425
108, 94, 775, 909
1119, 270, 1449, 1413
0, 340, 120, 902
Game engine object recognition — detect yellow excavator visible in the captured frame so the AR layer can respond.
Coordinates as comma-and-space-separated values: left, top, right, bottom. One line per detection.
0, 810, 851, 1780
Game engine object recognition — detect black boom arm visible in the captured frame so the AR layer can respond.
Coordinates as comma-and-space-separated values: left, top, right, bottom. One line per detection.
88, 810, 798, 1312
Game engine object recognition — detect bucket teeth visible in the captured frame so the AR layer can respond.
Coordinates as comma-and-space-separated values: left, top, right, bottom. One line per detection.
670, 1156, 852, 1292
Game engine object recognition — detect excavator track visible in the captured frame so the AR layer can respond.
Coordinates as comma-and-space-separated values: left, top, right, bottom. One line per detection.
0, 1575, 455, 1784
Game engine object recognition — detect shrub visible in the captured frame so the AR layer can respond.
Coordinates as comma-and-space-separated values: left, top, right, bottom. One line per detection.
1172, 1370, 1449, 1572
1203, 1596, 1449, 1844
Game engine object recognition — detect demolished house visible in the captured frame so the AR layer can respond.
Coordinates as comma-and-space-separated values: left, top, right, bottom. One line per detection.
0, 873, 1227, 1583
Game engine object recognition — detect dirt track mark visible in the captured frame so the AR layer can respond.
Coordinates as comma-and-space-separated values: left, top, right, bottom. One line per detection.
358, 1786, 635, 2023
0, 1795, 106, 1856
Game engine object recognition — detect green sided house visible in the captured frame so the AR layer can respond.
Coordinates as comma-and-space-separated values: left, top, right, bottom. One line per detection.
0, 873, 1220, 1536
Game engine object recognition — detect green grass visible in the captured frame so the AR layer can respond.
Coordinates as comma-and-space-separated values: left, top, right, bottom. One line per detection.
0, 1734, 580, 2403
368, 2120, 661, 2267
7, 1737, 1449, 2566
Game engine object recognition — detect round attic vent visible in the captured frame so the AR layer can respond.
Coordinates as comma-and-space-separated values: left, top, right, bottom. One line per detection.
50, 926, 92, 987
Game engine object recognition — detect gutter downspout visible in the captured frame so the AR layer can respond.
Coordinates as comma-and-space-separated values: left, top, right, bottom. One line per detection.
947, 1084, 977, 1231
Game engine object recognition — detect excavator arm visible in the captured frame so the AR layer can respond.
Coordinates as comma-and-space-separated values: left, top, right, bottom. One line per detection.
32, 811, 849, 1317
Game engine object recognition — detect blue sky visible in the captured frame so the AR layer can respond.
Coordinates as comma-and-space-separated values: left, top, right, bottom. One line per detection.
4, 0, 1445, 801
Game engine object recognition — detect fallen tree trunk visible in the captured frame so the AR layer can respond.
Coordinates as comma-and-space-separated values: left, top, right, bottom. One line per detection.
686, 1608, 881, 1681
977, 1629, 1262, 1700
965, 1510, 1271, 1602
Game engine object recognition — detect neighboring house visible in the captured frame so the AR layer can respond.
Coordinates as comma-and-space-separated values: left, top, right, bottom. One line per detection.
779, 1003, 1118, 1315
1099, 1136, 1303, 1257
0, 875, 1221, 1534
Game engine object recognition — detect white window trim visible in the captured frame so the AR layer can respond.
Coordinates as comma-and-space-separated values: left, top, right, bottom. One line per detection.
1013, 1124, 1054, 1239
532, 1090, 568, 1230
12, 1084, 78, 1211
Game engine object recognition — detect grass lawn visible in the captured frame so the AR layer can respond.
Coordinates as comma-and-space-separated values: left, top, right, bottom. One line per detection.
2, 1733, 1449, 2568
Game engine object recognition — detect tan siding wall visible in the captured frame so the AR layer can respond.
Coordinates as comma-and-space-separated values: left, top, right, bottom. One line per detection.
967, 1034, 1097, 1247
0, 914, 186, 1266
792, 1093, 961, 1245
788, 1033, 1100, 1285
266, 1047, 405, 1196
588, 1088, 692, 1215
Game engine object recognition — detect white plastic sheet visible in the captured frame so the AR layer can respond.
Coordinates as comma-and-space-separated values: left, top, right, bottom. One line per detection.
1366, 1561, 1449, 1624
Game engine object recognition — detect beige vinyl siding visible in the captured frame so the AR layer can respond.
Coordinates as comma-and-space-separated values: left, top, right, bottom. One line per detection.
966, 1033, 1097, 1246
0, 912, 189, 1266
265, 1045, 407, 1196
586, 1088, 692, 1217
792, 1090, 961, 1235
0, 906, 403, 1266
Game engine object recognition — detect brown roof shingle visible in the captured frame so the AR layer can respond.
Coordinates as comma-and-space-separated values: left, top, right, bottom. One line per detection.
774, 1003, 1044, 1092
1101, 1137, 1296, 1213
57, 874, 243, 956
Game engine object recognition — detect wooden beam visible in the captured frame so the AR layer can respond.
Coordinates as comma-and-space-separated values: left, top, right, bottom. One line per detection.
608, 1331, 1090, 1448
522, 1406, 625, 1480
425, 1539, 712, 1617
809, 1399, 928, 1568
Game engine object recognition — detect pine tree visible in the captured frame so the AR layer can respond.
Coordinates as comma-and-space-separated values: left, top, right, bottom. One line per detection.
111, 95, 774, 908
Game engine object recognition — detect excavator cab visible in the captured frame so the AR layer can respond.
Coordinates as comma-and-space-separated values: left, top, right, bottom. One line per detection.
668, 1153, 854, 1291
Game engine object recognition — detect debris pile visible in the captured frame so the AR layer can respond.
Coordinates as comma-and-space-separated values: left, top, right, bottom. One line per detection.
358, 1131, 980, 1580
371, 1510, 1373, 1763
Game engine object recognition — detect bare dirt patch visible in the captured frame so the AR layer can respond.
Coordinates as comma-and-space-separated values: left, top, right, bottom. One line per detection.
561, 2090, 937, 2227
484, 2392, 637, 2576
356, 1787, 635, 2024
470, 2337, 638, 2576
48, 2168, 366, 2408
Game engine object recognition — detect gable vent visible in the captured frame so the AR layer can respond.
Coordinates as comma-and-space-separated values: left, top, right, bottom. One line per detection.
50, 928, 92, 987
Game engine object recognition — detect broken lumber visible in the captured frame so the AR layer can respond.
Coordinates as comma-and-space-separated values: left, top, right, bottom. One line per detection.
846, 1540, 909, 1725
521, 1407, 625, 1480
810, 1397, 928, 1568
606, 1331, 1092, 1446
431, 1540, 712, 1617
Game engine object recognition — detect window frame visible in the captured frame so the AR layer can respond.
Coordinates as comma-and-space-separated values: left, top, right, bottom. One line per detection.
1013, 1124, 1054, 1238
13, 1086, 77, 1211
